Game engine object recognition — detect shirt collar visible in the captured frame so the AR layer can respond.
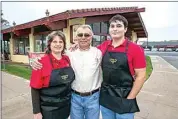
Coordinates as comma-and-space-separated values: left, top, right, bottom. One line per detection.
50, 53, 62, 61
108, 38, 128, 47
78, 46, 91, 52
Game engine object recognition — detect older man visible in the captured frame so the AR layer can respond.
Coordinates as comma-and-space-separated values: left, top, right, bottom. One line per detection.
68, 25, 102, 119
30, 25, 102, 119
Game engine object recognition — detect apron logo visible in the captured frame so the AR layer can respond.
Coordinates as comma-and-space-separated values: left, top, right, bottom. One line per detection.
61, 75, 68, 80
110, 58, 117, 64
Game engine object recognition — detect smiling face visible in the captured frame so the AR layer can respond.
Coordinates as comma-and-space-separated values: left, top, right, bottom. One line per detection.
109, 20, 127, 40
76, 27, 93, 49
50, 35, 64, 54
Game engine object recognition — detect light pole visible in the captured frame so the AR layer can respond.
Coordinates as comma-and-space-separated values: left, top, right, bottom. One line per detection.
1, 10, 6, 70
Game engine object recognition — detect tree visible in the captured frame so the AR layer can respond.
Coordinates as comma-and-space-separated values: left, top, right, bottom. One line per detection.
1, 10, 10, 27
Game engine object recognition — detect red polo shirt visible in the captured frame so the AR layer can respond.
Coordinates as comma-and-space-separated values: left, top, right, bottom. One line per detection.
97, 39, 146, 76
30, 54, 70, 89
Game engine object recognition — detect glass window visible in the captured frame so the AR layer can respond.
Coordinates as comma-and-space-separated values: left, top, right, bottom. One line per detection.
89, 24, 93, 30
92, 35, 100, 47
101, 22, 108, 34
93, 35, 100, 42
92, 35, 107, 47
7, 41, 10, 53
14, 39, 19, 54
25, 38, 30, 54
100, 36, 106, 44
1, 40, 9, 54
93, 22, 100, 34
35, 34, 47, 52
19, 39, 25, 54
13, 36, 29, 55
35, 39, 42, 52
43, 36, 47, 51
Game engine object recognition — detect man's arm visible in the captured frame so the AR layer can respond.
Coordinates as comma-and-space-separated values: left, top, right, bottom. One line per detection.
127, 45, 146, 99
127, 68, 146, 99
30, 57, 43, 70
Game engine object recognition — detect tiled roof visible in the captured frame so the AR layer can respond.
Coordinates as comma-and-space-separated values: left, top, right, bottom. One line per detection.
2, 7, 145, 34
67, 7, 139, 14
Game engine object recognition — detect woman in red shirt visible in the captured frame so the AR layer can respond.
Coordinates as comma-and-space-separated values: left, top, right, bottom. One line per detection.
30, 31, 75, 119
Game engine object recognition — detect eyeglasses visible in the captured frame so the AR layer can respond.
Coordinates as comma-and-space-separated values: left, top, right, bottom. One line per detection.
77, 33, 91, 38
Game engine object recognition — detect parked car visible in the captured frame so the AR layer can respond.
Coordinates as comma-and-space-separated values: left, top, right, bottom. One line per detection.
140, 45, 152, 51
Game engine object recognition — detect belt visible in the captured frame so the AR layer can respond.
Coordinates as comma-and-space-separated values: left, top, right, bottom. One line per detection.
72, 88, 100, 96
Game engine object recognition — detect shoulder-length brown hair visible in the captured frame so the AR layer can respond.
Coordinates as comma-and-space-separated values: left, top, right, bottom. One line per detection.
45, 31, 66, 54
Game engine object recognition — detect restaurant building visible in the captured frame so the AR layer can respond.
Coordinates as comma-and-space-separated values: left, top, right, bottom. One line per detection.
1, 7, 148, 63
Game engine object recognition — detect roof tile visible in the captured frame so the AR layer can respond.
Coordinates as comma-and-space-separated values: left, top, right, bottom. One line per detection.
2, 7, 146, 35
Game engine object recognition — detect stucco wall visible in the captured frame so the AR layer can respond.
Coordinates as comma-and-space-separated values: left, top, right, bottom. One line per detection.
11, 55, 29, 64
131, 31, 138, 43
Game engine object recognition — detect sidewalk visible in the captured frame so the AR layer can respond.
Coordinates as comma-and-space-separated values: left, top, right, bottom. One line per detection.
1, 56, 178, 119
135, 56, 178, 119
1, 72, 32, 119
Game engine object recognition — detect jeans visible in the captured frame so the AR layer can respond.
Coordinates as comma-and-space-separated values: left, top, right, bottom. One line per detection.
70, 91, 100, 119
101, 106, 134, 119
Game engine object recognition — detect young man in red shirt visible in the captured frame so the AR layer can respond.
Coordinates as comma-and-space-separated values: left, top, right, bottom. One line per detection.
98, 14, 146, 119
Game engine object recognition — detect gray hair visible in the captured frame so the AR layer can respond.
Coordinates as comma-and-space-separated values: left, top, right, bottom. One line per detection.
76, 24, 94, 35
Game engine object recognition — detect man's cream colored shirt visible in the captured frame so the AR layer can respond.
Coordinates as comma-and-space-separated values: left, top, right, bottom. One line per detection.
67, 47, 103, 93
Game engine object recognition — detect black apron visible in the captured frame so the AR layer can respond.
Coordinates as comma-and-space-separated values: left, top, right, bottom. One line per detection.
100, 40, 140, 114
40, 55, 75, 119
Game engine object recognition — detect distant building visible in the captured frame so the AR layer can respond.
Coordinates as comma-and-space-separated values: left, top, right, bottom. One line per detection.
1, 24, 11, 54
142, 41, 178, 47
141, 40, 178, 51
1, 7, 148, 63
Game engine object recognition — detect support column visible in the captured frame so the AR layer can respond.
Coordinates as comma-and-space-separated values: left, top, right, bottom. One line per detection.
29, 27, 35, 52
1, 39, 2, 53
9, 33, 14, 56
131, 30, 137, 43
4, 40, 5, 51
63, 21, 71, 49
63, 18, 86, 49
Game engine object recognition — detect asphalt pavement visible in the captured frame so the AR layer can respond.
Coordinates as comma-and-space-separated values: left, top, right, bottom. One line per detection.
145, 51, 178, 69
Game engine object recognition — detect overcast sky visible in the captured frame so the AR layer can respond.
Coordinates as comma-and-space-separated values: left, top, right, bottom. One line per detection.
2, 1, 178, 41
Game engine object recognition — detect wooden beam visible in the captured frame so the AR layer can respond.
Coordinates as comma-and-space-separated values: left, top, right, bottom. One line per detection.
135, 31, 145, 33
122, 13, 138, 19
137, 34, 146, 37
13, 28, 31, 36
129, 23, 142, 27
127, 17, 140, 23
46, 20, 67, 30
86, 15, 112, 24
133, 27, 143, 30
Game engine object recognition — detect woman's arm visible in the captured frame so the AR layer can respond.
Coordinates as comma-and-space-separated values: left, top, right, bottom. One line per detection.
31, 88, 41, 114
31, 88, 43, 119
